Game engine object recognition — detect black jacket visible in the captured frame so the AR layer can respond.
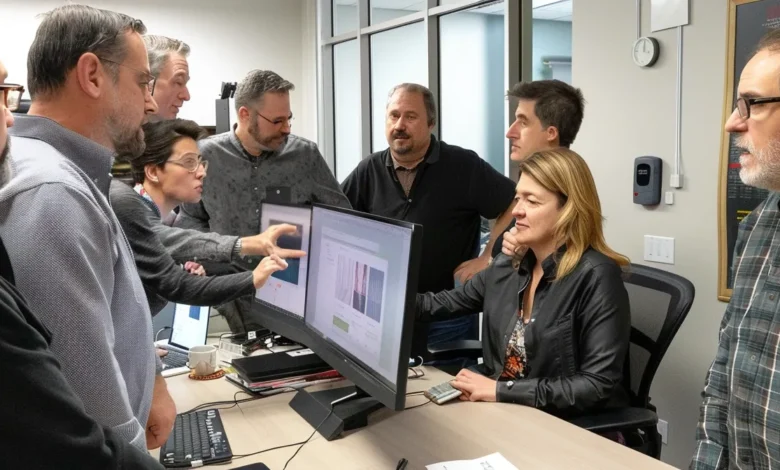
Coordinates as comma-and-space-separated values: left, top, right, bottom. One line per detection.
0, 238, 163, 469
417, 247, 631, 417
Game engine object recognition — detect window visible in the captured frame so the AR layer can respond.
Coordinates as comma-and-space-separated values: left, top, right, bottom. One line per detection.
370, 0, 426, 24
333, 40, 360, 182
318, 0, 523, 179
369, 21, 427, 152
439, 2, 505, 172
333, 0, 358, 36
532, 0, 572, 83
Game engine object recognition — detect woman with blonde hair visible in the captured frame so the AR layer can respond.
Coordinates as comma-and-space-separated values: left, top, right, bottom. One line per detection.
417, 148, 631, 417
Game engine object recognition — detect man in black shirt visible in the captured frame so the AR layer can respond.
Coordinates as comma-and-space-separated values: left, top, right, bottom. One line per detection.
494, 80, 586, 259
341, 83, 516, 355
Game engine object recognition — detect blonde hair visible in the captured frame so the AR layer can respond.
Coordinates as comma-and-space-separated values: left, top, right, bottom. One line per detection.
518, 148, 629, 279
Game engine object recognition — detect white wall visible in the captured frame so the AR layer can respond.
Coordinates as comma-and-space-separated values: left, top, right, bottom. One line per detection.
0, 0, 319, 141
573, 0, 726, 467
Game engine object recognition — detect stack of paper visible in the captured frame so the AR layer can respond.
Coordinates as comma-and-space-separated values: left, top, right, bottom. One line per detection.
426, 453, 518, 470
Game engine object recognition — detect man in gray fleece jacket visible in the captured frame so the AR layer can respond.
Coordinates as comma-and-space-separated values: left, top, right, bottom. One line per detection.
0, 5, 174, 451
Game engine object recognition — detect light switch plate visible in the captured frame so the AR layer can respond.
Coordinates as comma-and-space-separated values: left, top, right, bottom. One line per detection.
644, 235, 675, 264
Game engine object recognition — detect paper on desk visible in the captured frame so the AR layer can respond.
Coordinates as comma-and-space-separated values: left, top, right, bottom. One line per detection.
426, 452, 518, 470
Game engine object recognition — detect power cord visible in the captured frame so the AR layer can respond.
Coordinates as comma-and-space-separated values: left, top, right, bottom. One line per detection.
155, 326, 171, 341
182, 391, 263, 415
281, 389, 358, 469
281, 408, 334, 470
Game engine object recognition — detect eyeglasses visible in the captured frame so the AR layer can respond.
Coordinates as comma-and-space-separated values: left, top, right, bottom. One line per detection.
166, 154, 208, 173
1, 84, 25, 111
97, 57, 156, 95
735, 96, 780, 119
255, 110, 294, 128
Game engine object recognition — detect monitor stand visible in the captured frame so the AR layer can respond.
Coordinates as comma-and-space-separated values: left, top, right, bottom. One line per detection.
289, 386, 384, 441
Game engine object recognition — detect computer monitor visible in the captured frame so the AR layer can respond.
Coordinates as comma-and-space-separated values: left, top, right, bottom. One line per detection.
169, 303, 211, 351
289, 204, 422, 440
252, 202, 312, 344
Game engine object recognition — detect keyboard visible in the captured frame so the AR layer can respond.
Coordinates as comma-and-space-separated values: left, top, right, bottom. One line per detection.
162, 350, 188, 369
159, 409, 233, 468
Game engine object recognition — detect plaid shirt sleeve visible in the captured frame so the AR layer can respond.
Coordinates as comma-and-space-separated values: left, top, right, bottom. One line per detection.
690, 303, 732, 470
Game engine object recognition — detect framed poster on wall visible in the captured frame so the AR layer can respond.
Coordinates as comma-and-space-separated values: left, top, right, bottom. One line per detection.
718, 0, 780, 301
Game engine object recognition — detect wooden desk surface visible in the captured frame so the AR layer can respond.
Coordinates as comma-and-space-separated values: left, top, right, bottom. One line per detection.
158, 367, 676, 469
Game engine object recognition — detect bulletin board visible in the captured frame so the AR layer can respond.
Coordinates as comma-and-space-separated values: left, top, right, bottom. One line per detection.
718, 0, 780, 302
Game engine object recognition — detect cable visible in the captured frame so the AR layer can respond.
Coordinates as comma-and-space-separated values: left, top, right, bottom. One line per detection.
408, 367, 425, 379
282, 408, 334, 470
404, 397, 432, 410
231, 439, 307, 461
155, 326, 171, 341
182, 391, 262, 415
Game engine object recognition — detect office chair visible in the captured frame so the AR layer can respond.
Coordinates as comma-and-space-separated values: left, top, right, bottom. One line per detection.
567, 263, 694, 459
420, 262, 695, 460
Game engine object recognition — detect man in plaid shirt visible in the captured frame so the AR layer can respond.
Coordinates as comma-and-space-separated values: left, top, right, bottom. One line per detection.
691, 30, 780, 470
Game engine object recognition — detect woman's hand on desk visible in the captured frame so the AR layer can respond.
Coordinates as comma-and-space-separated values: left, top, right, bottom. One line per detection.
451, 369, 497, 402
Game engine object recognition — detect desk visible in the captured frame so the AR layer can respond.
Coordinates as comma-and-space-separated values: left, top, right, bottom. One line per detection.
158, 367, 677, 469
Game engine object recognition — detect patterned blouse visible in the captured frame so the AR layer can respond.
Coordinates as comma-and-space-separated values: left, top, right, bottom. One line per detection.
500, 311, 530, 380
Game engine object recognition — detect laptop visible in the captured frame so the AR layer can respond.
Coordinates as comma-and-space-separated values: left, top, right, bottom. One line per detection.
158, 302, 211, 378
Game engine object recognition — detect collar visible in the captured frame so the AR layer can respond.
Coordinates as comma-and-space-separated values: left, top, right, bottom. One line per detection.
8, 115, 114, 196
384, 134, 440, 168
133, 183, 161, 216
517, 244, 568, 280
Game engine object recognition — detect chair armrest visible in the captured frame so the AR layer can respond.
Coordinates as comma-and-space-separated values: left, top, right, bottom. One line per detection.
426, 340, 483, 362
566, 407, 658, 434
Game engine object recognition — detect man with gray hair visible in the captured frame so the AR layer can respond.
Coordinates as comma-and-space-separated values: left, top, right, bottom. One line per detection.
143, 35, 191, 121
174, 69, 349, 333
0, 4, 174, 452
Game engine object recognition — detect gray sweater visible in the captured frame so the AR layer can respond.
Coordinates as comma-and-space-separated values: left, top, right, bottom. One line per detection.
2, 115, 156, 451
109, 180, 255, 315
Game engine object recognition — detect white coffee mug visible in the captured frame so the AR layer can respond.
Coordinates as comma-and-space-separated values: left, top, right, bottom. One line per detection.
188, 345, 217, 376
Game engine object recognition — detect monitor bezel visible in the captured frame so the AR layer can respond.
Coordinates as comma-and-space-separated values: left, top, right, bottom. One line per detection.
303, 203, 422, 411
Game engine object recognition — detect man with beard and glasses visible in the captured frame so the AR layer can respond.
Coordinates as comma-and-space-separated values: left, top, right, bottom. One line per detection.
0, 60, 164, 469
340, 83, 516, 361
0, 5, 177, 453
691, 29, 780, 469
173, 69, 349, 333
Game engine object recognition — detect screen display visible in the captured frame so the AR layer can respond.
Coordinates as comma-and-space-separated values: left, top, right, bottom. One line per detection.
255, 203, 312, 318
305, 206, 413, 387
170, 303, 210, 350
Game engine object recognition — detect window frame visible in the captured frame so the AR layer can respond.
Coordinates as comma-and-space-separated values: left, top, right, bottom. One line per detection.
317, 0, 531, 179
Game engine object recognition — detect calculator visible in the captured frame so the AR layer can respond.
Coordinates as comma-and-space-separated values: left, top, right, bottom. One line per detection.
424, 381, 463, 405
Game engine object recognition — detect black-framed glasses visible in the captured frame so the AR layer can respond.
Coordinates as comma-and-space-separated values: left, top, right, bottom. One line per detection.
736, 96, 780, 119
1, 84, 25, 111
97, 57, 156, 95
255, 110, 294, 128
166, 154, 208, 173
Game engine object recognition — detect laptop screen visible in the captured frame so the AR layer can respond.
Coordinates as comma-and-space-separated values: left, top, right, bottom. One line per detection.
169, 303, 210, 350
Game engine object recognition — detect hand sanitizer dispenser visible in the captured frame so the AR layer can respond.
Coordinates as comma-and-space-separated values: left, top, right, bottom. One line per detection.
633, 156, 662, 205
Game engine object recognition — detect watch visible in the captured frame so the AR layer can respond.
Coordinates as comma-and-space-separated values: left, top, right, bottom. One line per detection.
232, 238, 243, 260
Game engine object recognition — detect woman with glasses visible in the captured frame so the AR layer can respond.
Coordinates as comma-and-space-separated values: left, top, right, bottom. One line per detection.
110, 119, 291, 316
416, 148, 631, 422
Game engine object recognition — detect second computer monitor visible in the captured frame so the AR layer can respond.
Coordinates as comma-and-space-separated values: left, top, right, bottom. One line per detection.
304, 204, 421, 410
254, 202, 312, 318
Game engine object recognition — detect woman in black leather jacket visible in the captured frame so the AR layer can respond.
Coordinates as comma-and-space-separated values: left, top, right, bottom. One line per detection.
416, 148, 631, 417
